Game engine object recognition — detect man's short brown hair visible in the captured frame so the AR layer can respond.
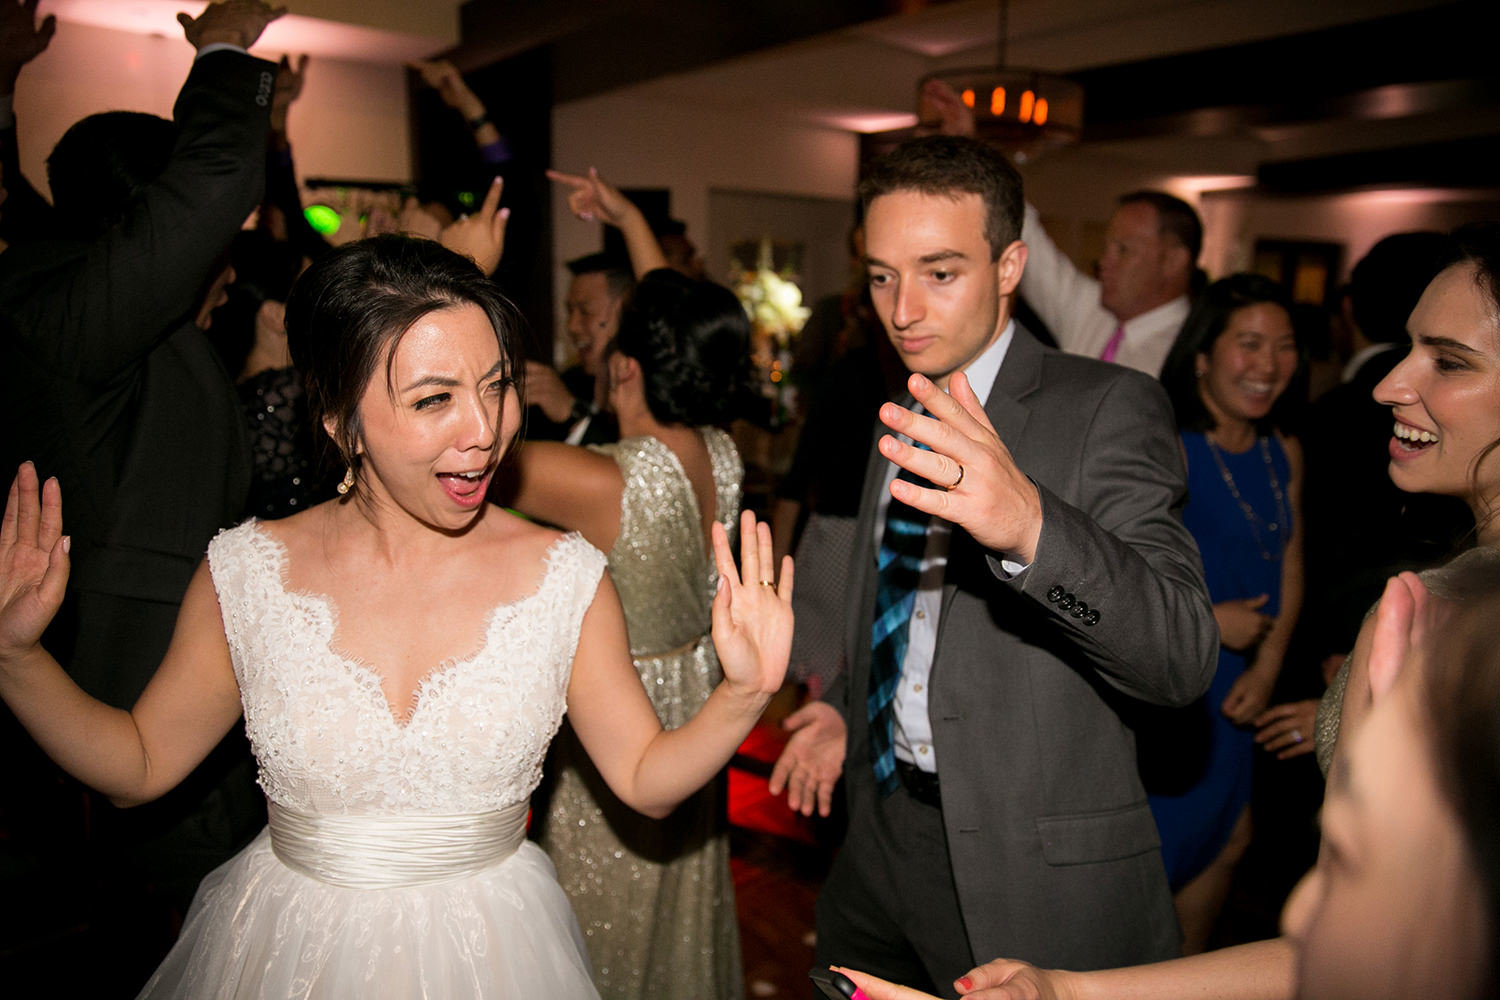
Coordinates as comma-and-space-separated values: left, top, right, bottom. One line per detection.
858, 136, 1024, 261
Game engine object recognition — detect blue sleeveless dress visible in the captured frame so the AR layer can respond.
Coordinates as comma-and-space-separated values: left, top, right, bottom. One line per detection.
1147, 431, 1290, 889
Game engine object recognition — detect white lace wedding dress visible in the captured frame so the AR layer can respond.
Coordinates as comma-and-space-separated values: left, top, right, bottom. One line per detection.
137, 521, 606, 999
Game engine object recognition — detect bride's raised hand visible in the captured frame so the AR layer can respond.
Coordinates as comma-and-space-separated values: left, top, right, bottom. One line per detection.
0, 463, 70, 663
710, 509, 793, 699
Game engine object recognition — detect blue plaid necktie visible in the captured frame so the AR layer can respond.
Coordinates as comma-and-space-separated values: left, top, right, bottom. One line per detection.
869, 447, 934, 797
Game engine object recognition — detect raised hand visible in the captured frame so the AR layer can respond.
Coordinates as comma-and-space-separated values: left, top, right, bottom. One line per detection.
0, 463, 69, 663
767, 699, 845, 817
1367, 570, 1432, 702
177, 0, 285, 52
916, 78, 976, 138
523, 360, 579, 424
877, 370, 1043, 563
411, 59, 486, 120
269, 53, 308, 133
546, 166, 637, 229
1214, 594, 1273, 650
710, 510, 793, 700
0, 0, 55, 95
439, 176, 508, 275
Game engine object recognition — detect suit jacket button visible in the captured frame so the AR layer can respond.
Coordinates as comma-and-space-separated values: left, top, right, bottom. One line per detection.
1058, 593, 1076, 611
1070, 601, 1089, 619
1085, 609, 1100, 626
1047, 585, 1064, 603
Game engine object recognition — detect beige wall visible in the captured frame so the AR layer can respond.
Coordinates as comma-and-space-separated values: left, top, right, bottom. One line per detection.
1017, 146, 1499, 284
550, 91, 859, 362
10, 19, 411, 200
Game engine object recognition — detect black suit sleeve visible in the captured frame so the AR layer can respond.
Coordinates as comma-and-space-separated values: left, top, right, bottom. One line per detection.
994, 372, 1217, 707
2, 51, 275, 383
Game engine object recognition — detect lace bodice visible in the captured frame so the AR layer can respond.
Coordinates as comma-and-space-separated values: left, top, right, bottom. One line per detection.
207, 522, 605, 816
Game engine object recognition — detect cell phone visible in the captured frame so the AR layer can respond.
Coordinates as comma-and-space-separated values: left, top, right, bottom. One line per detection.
809, 967, 867, 1000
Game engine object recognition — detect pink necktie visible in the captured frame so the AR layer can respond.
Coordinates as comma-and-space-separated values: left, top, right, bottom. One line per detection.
1099, 324, 1126, 363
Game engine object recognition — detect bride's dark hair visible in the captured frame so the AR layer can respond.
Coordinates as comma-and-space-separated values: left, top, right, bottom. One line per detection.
284, 235, 526, 480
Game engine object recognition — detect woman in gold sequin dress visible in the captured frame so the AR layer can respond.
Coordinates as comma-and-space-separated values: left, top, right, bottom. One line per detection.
503, 233, 756, 996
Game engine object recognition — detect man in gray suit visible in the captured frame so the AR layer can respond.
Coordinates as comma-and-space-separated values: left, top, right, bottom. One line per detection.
771, 136, 1216, 995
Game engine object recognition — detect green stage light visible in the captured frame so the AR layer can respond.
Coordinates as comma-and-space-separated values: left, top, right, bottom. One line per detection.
304, 204, 341, 235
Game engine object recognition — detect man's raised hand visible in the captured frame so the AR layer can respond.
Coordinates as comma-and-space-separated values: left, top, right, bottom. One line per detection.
878, 371, 1043, 563
177, 0, 284, 52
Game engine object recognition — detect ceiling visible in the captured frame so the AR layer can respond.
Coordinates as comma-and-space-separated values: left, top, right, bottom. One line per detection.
47, 0, 462, 62
51, 0, 1498, 195
453, 0, 1497, 193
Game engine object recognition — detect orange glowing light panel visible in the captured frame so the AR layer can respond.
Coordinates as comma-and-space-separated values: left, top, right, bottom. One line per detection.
1018, 90, 1035, 123
961, 89, 975, 108
1034, 98, 1049, 125
990, 87, 1006, 116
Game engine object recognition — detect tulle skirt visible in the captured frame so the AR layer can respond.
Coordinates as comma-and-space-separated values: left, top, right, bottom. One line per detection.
137, 828, 599, 999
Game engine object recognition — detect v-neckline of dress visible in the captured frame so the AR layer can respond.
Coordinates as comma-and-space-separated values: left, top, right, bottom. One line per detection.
249, 520, 576, 730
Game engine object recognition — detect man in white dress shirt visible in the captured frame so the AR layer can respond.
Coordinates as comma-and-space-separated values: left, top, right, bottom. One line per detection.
1019, 190, 1201, 376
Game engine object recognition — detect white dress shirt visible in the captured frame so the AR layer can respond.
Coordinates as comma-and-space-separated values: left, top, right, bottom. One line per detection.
873, 323, 1017, 774
1019, 203, 1190, 378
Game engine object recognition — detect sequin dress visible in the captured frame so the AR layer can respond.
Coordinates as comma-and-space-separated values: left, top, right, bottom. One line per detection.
137, 522, 607, 999
534, 429, 746, 1000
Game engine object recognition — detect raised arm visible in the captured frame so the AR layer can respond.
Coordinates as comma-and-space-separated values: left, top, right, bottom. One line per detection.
0, 0, 57, 246
2, 2, 279, 380
411, 59, 502, 151
548, 166, 668, 278
1018, 203, 1110, 354
501, 439, 623, 552
0, 464, 243, 806
565, 510, 791, 818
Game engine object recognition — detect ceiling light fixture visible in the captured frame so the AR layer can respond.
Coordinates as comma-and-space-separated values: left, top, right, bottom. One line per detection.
918, 0, 1083, 162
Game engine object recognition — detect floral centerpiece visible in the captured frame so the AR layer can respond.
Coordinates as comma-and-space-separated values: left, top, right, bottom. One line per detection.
731, 238, 810, 425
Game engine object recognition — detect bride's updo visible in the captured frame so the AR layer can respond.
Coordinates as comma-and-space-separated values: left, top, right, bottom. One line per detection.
284, 235, 526, 475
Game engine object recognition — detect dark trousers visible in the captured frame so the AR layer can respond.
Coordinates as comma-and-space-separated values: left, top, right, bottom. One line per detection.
813, 779, 974, 999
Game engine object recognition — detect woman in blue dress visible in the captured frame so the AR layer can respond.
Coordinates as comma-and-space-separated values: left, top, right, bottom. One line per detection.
1152, 274, 1305, 953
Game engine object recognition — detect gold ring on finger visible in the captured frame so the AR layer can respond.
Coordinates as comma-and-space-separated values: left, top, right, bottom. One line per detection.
946, 464, 965, 491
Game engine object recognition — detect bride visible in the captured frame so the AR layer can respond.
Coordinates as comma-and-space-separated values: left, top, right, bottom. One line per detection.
0, 235, 793, 998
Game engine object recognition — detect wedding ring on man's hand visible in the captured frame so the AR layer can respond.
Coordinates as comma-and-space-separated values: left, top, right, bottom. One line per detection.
758, 581, 776, 588
946, 464, 965, 491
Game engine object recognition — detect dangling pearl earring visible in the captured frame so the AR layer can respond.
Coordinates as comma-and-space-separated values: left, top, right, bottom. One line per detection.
337, 466, 355, 495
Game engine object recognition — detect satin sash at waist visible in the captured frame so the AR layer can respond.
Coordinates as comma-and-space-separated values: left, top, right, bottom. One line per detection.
267, 800, 529, 889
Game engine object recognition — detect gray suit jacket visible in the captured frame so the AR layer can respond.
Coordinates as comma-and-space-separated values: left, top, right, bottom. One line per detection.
834, 325, 1216, 969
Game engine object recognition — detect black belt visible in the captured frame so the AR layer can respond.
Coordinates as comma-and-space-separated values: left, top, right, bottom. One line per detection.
894, 759, 941, 808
